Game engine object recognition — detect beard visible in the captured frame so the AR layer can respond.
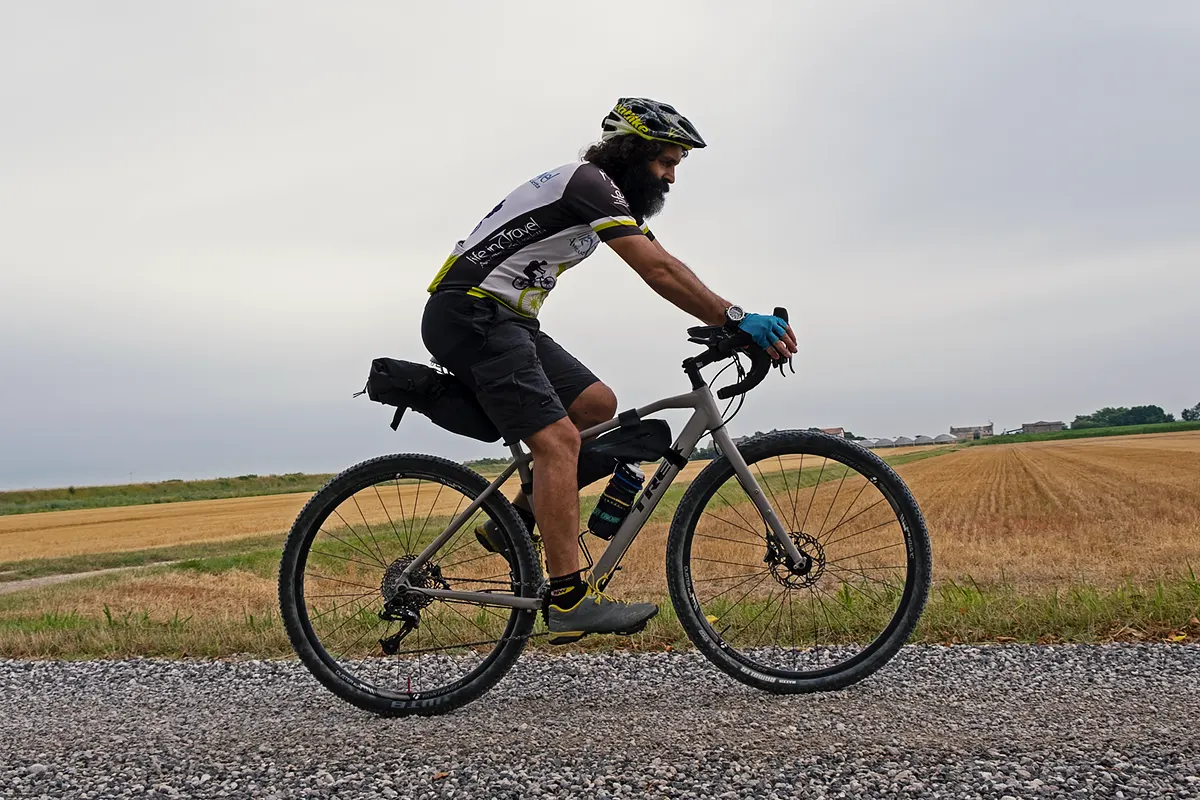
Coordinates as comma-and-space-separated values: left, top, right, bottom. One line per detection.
615, 162, 670, 220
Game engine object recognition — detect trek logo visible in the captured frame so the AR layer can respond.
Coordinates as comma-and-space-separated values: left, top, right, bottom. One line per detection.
464, 217, 543, 266
615, 103, 651, 136
633, 462, 672, 513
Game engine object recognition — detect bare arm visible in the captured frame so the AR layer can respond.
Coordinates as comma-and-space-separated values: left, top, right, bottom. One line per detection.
606, 234, 730, 326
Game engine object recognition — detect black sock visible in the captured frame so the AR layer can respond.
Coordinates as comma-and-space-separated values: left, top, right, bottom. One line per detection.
515, 506, 536, 533
548, 570, 587, 610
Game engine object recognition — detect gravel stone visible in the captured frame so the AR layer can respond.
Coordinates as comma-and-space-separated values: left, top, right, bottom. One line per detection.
0, 644, 1197, 798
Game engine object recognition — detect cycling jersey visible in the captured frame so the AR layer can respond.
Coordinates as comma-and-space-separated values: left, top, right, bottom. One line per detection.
427, 162, 654, 317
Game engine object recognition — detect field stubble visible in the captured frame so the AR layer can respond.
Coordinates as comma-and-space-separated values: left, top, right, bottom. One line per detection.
2, 434, 1200, 657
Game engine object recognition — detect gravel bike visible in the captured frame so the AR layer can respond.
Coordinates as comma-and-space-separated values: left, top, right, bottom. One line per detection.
279, 309, 932, 716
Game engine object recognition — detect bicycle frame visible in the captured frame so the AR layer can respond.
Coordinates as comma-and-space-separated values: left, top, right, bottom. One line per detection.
399, 382, 805, 611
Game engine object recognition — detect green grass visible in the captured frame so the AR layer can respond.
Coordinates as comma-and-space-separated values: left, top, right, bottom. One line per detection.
0, 535, 285, 582
1, 569, 1196, 659
967, 420, 1200, 446
0, 473, 336, 516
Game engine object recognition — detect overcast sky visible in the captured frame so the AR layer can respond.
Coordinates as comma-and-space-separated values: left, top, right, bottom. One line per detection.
2, 2, 1198, 489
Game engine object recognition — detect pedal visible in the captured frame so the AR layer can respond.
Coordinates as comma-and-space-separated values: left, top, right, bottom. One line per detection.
548, 631, 587, 645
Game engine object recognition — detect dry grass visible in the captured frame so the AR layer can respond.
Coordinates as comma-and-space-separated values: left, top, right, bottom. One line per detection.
1, 448, 948, 563
907, 431, 1200, 586
3, 434, 1199, 657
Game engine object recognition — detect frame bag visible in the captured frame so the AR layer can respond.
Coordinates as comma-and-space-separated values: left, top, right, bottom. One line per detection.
362, 358, 501, 443
576, 419, 673, 488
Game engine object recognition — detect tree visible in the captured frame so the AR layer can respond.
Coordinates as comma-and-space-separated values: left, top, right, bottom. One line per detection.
1183, 403, 1200, 422
1071, 404, 1175, 430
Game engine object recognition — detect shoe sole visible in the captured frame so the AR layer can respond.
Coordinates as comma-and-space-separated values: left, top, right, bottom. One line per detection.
548, 607, 659, 645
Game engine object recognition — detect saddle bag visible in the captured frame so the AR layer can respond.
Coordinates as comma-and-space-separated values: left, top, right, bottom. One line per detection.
576, 419, 673, 488
363, 358, 501, 443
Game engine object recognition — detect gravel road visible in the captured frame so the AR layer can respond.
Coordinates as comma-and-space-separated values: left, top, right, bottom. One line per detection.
2, 645, 1197, 799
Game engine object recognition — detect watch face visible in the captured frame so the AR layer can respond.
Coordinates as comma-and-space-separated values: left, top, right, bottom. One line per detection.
726, 305, 745, 322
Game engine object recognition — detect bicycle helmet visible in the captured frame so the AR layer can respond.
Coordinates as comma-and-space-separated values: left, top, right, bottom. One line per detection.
600, 97, 707, 150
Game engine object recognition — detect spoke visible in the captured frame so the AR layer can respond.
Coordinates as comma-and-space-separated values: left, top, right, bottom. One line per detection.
714, 486, 762, 536
306, 572, 378, 592
441, 599, 508, 643
811, 581, 875, 636
416, 481, 446, 544
815, 462, 851, 539
410, 479, 423, 545
352, 494, 389, 565
789, 452, 805, 532
820, 497, 888, 544
392, 635, 515, 658
373, 483, 405, 554
438, 549, 498, 572
692, 555, 765, 570
334, 608, 384, 661
394, 478, 411, 553
308, 589, 378, 622
775, 455, 798, 535
827, 541, 905, 564
307, 592, 381, 599
701, 571, 769, 605
699, 509, 762, 539
825, 562, 906, 589
317, 523, 387, 569
753, 461, 787, 529
799, 457, 826, 534
720, 585, 779, 641
758, 586, 790, 651
716, 573, 773, 626
320, 595, 379, 644
825, 479, 872, 543
694, 531, 766, 548
433, 508, 488, 567
331, 507, 388, 566
310, 547, 387, 572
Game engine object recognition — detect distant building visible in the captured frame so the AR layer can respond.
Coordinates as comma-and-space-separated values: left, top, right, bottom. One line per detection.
874, 437, 895, 448
821, 427, 845, 438
1022, 421, 1065, 435
914, 435, 935, 445
894, 436, 914, 446
950, 424, 993, 440
934, 433, 958, 444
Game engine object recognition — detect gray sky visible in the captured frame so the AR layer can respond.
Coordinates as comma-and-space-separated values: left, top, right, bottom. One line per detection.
2, 2, 1198, 489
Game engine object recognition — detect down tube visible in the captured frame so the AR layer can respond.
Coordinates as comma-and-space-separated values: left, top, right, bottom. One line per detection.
587, 408, 714, 589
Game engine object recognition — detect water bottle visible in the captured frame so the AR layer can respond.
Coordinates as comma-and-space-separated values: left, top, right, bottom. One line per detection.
587, 463, 645, 540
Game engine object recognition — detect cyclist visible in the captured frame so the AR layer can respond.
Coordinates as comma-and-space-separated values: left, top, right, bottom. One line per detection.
421, 97, 797, 642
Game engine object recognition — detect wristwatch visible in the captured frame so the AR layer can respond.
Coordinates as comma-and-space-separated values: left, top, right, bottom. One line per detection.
723, 304, 746, 329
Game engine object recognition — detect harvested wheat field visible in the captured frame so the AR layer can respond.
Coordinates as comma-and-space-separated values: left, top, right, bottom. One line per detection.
909, 431, 1200, 586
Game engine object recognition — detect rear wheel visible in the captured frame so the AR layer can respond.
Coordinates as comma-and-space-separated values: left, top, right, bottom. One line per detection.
279, 454, 540, 716
667, 430, 931, 693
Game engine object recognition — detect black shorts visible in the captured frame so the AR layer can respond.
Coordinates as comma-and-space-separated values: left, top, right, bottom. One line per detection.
421, 291, 600, 443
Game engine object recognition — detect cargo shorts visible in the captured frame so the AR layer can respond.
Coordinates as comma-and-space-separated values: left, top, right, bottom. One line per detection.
420, 291, 600, 443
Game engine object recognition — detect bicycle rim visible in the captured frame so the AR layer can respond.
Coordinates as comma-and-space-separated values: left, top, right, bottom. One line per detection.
287, 459, 537, 704
673, 434, 929, 683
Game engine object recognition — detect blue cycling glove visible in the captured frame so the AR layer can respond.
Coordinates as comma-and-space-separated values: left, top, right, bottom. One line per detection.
738, 313, 788, 350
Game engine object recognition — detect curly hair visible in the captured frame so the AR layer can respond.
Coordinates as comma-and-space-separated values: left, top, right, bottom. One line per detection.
581, 135, 668, 176
581, 135, 684, 219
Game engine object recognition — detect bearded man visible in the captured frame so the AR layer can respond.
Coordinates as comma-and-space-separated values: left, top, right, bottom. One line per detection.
421, 97, 796, 642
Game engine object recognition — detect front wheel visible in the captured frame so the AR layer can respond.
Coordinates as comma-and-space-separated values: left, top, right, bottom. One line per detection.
667, 430, 932, 693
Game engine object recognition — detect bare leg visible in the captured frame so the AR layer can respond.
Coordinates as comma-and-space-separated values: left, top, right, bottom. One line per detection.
511, 382, 617, 514
524, 417, 583, 578
520, 383, 618, 577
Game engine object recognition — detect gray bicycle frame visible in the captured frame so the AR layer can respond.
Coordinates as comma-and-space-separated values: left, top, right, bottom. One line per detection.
399, 382, 804, 611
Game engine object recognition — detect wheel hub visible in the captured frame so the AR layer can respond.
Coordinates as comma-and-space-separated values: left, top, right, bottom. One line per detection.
766, 532, 826, 589
380, 556, 448, 618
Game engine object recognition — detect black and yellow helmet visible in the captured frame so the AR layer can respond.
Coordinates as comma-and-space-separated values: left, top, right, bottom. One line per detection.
600, 97, 707, 150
